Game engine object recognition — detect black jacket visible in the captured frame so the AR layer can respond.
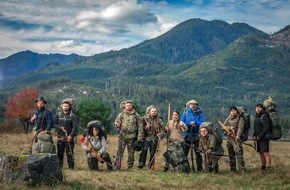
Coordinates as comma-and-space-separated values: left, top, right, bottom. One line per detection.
253, 110, 271, 139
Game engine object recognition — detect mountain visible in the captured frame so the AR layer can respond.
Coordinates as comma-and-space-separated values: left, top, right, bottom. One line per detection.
82, 18, 266, 68
1, 19, 290, 134
0, 50, 82, 88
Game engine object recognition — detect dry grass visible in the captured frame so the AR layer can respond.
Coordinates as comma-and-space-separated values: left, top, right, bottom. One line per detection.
1, 132, 290, 190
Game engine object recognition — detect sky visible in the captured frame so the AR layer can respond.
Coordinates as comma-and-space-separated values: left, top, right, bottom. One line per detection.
0, 0, 290, 59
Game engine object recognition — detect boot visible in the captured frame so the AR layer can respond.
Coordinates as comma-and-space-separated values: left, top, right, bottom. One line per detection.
214, 166, 219, 173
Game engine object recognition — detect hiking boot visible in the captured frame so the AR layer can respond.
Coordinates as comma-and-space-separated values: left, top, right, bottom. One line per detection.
126, 166, 133, 171
230, 168, 237, 172
164, 166, 169, 172
240, 168, 246, 173
261, 166, 266, 173
214, 166, 219, 174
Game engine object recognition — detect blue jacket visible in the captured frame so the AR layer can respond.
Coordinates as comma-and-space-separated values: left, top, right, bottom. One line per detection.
181, 107, 205, 137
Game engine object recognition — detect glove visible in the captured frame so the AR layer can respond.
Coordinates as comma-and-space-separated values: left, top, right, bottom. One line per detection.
138, 141, 142, 146
206, 149, 212, 155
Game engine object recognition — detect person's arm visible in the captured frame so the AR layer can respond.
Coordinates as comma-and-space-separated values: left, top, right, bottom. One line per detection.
180, 112, 188, 125
236, 117, 245, 139
137, 114, 144, 141
46, 111, 53, 131
258, 114, 271, 139
99, 137, 107, 154
69, 113, 78, 137
81, 137, 89, 150
53, 113, 62, 130
195, 112, 205, 127
180, 121, 188, 132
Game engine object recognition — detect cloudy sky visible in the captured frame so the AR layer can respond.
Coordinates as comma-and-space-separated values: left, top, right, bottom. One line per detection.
0, 0, 289, 58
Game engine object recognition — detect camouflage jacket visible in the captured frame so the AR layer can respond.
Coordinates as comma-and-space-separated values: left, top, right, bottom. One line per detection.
198, 134, 217, 152
143, 114, 164, 141
115, 110, 144, 141
224, 114, 245, 138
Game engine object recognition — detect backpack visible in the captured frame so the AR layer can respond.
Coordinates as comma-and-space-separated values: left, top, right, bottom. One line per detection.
86, 120, 108, 140
237, 106, 251, 141
263, 97, 282, 140
200, 122, 224, 154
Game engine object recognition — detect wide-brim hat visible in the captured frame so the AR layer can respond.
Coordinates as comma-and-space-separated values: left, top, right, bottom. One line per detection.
188, 99, 198, 105
35, 96, 47, 104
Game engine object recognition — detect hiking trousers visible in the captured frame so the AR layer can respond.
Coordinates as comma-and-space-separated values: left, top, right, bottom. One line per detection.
57, 140, 75, 169
138, 139, 157, 168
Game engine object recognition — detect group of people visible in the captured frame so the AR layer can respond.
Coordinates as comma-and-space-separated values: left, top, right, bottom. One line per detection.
29, 96, 272, 174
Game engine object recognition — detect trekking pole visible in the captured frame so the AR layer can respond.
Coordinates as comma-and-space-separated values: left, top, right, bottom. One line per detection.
190, 126, 195, 172
65, 132, 75, 161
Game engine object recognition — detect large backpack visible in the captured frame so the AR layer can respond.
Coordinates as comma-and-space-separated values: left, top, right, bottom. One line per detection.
263, 97, 282, 140
237, 106, 251, 141
200, 122, 224, 154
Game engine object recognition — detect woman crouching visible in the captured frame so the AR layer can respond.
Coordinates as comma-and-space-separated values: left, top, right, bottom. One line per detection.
82, 121, 113, 171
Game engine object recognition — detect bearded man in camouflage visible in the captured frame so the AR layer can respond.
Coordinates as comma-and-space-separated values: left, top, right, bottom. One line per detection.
138, 106, 164, 169
114, 100, 144, 170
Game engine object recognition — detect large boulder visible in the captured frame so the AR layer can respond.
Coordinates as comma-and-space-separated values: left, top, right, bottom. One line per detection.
0, 153, 63, 186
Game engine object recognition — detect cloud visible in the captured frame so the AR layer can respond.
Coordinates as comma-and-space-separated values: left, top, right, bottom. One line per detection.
73, 0, 158, 34
0, 0, 289, 58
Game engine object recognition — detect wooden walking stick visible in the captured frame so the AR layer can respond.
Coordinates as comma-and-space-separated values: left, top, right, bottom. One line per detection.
190, 126, 195, 172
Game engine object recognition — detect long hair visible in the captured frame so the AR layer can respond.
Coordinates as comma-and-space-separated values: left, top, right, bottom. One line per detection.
87, 123, 104, 139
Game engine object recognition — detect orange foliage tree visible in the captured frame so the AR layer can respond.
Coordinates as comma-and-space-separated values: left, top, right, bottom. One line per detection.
5, 87, 40, 133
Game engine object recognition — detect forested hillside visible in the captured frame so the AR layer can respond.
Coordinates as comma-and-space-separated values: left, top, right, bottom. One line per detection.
0, 19, 289, 136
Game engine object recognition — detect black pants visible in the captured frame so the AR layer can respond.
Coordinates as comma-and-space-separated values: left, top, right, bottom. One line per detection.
184, 138, 202, 171
87, 152, 113, 171
138, 139, 157, 168
57, 140, 74, 169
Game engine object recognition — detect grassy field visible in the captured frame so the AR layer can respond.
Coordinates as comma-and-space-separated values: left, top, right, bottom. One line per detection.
0, 132, 290, 190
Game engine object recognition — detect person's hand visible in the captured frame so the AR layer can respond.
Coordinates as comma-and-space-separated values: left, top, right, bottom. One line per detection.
67, 135, 72, 142
235, 136, 240, 141
189, 121, 196, 127
30, 114, 37, 122
115, 121, 121, 128
61, 127, 67, 133
86, 145, 92, 151
145, 123, 150, 130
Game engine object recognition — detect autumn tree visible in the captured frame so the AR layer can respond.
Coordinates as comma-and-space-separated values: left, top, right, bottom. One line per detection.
5, 87, 40, 133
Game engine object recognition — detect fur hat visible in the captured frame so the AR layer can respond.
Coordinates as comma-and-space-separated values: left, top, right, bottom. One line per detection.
199, 122, 210, 131
35, 96, 47, 104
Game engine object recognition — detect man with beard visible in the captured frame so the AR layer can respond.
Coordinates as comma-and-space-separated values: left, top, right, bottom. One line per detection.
54, 100, 78, 169
138, 106, 164, 169
114, 100, 144, 170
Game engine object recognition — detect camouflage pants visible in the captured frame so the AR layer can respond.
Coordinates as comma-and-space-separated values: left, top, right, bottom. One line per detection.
164, 142, 189, 173
116, 137, 135, 169
203, 153, 219, 173
226, 139, 245, 171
